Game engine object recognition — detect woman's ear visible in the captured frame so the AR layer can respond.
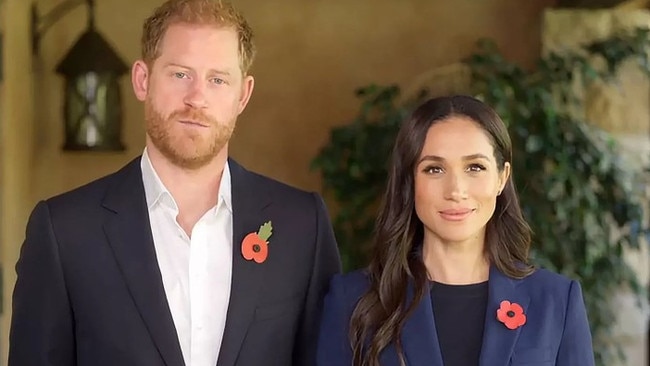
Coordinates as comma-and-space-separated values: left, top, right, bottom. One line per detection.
498, 162, 511, 195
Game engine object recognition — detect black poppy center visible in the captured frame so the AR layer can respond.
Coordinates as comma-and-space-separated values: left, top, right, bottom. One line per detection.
507, 310, 515, 317
253, 244, 261, 253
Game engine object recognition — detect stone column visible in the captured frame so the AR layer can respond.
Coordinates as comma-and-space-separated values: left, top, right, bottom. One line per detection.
0, 0, 37, 363
543, 9, 650, 366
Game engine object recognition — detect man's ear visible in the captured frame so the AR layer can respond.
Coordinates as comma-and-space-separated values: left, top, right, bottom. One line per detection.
131, 60, 150, 102
236, 74, 255, 115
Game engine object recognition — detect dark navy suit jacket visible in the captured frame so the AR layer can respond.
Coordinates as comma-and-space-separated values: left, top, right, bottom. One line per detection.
9, 157, 341, 366
317, 265, 594, 366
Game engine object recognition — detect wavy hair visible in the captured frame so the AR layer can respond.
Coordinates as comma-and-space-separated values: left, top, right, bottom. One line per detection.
141, 0, 256, 74
349, 95, 534, 366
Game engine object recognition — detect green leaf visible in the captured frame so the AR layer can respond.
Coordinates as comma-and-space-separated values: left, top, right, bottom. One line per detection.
257, 221, 273, 241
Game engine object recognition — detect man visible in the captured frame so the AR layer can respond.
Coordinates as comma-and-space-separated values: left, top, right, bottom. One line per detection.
9, 1, 341, 365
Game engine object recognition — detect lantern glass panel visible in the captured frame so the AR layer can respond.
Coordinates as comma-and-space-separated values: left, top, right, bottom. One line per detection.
63, 71, 124, 151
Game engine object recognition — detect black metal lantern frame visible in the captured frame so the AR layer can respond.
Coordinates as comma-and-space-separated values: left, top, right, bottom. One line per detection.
32, 0, 128, 151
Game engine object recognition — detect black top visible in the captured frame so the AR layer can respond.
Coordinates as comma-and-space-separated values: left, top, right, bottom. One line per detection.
430, 281, 489, 366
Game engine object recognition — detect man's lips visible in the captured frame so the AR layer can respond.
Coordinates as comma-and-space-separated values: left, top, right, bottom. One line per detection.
179, 119, 209, 127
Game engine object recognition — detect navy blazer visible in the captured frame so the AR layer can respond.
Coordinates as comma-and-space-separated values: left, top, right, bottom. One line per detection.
317, 265, 594, 366
10, 157, 342, 366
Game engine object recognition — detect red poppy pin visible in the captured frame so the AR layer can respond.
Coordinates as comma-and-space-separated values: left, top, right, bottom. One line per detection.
242, 221, 273, 264
496, 300, 526, 330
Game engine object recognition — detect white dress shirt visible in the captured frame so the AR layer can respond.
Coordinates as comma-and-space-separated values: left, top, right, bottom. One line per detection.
141, 149, 233, 366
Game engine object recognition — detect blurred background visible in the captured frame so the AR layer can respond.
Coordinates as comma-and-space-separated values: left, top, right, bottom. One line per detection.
1, 0, 649, 365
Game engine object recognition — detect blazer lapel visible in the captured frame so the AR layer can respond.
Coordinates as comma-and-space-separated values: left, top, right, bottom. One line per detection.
216, 159, 272, 366
102, 158, 185, 366
401, 282, 444, 366
479, 266, 530, 366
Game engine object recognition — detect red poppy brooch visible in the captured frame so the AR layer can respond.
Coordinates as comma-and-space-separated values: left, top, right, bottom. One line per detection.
242, 221, 273, 264
496, 300, 526, 330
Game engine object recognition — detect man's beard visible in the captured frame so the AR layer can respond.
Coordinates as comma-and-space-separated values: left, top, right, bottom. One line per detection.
145, 99, 235, 170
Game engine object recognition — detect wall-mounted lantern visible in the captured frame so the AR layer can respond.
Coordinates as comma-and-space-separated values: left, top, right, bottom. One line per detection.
32, 0, 128, 151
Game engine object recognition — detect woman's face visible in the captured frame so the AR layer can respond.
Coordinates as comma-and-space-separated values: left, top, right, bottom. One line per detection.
413, 115, 510, 247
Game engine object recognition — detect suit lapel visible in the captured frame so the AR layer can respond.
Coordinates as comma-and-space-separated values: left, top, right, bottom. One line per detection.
217, 159, 272, 366
479, 266, 529, 366
102, 158, 185, 366
401, 282, 444, 366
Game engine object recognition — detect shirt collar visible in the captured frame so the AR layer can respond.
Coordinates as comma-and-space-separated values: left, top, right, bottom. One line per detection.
218, 158, 233, 213
140, 148, 232, 214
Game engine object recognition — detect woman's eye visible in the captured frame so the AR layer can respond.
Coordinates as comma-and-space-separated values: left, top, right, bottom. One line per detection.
468, 164, 486, 172
423, 166, 443, 174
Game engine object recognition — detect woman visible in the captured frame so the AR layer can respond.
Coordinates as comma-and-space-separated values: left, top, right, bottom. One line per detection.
316, 95, 594, 366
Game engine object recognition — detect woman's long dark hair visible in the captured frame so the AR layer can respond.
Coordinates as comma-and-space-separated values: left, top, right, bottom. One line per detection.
349, 95, 534, 366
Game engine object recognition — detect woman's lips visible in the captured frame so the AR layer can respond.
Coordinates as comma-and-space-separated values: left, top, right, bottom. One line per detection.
438, 208, 474, 221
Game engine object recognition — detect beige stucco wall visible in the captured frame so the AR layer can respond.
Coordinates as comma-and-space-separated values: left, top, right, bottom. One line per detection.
0, 0, 555, 362
29, 0, 555, 195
